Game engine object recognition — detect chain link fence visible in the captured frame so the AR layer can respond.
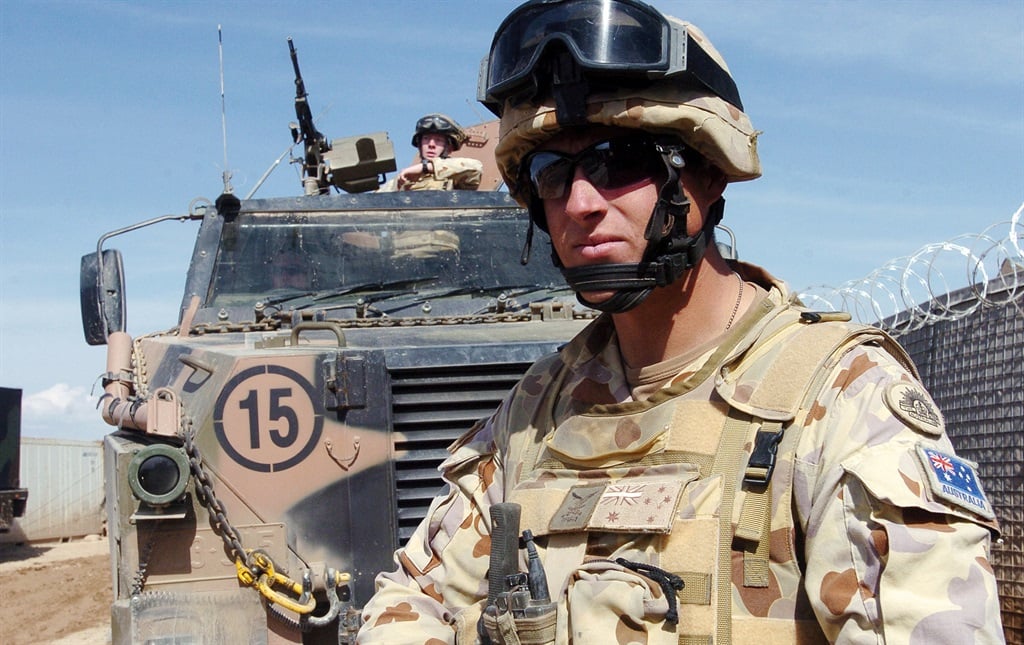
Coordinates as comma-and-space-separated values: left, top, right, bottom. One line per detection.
799, 204, 1023, 641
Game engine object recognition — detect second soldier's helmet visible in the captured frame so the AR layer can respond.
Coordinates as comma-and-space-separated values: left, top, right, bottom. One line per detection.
411, 113, 469, 155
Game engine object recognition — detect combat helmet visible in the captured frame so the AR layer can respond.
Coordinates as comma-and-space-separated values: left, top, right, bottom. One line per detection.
411, 113, 469, 157
478, 0, 761, 312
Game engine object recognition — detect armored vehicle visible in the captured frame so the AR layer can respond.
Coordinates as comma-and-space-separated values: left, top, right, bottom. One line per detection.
80, 43, 593, 644
0, 387, 28, 532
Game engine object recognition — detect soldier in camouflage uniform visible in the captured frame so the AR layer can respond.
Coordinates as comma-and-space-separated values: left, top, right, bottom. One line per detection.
358, 1, 1005, 643
381, 113, 483, 191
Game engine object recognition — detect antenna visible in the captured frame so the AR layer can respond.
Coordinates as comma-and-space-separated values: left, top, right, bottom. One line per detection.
218, 25, 234, 195
247, 103, 333, 200
465, 97, 488, 124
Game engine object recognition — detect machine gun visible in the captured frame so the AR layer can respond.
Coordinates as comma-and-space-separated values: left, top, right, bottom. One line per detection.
288, 37, 331, 195
286, 38, 396, 195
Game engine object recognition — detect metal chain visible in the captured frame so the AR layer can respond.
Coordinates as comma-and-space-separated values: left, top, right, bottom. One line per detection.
182, 413, 354, 632
183, 413, 330, 628
184, 307, 596, 337
131, 331, 164, 398
181, 415, 251, 571
130, 530, 158, 596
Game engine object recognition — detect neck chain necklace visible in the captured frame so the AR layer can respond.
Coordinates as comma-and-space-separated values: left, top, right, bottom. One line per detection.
725, 273, 745, 330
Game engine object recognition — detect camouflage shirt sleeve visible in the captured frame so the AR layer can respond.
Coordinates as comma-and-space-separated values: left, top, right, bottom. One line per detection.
432, 157, 483, 190
357, 409, 506, 643
793, 344, 1004, 643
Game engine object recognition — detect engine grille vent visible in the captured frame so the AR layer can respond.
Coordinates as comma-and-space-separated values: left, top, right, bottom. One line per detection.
389, 362, 532, 543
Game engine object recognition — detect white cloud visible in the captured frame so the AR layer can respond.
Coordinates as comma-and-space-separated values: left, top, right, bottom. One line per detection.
21, 383, 109, 441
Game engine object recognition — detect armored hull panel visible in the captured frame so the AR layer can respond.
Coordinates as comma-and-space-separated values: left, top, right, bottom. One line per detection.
89, 190, 594, 643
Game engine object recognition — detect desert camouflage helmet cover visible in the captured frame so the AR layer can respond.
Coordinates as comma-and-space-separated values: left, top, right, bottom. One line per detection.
493, 17, 762, 202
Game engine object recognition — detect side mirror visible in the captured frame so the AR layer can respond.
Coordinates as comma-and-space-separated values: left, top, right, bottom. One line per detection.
80, 249, 126, 346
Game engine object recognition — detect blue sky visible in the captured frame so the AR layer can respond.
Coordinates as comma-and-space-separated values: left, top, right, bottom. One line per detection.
1, 0, 1022, 440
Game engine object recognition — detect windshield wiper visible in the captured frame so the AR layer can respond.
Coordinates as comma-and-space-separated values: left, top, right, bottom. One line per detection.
375, 283, 573, 315
259, 289, 316, 307
310, 276, 439, 302
254, 277, 438, 312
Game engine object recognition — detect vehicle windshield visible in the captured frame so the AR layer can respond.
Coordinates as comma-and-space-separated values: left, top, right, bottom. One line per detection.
206, 205, 567, 312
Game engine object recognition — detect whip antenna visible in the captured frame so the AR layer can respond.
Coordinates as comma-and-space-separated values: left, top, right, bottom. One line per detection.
218, 25, 234, 194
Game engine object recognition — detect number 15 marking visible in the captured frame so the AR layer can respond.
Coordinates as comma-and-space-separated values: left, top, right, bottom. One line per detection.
238, 387, 299, 449
214, 365, 323, 472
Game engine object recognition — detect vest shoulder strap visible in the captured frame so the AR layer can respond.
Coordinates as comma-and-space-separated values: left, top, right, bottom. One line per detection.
716, 311, 915, 422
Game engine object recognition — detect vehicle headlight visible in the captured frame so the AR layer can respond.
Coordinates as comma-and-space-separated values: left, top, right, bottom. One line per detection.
128, 444, 191, 506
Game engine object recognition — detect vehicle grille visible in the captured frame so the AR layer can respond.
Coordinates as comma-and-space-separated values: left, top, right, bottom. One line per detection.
389, 362, 533, 543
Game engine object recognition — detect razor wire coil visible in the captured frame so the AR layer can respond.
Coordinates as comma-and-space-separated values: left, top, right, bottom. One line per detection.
797, 203, 1024, 337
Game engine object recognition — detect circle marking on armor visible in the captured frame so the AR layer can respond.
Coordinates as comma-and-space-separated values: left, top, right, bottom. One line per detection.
214, 364, 323, 472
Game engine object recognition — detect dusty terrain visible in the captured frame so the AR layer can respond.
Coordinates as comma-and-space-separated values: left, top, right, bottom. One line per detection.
0, 535, 112, 645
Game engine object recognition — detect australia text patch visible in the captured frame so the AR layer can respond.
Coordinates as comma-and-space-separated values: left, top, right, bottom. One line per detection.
916, 443, 994, 520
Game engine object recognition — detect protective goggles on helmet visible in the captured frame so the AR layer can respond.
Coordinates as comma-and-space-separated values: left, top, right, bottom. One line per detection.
416, 114, 455, 133
479, 0, 742, 114
522, 134, 668, 201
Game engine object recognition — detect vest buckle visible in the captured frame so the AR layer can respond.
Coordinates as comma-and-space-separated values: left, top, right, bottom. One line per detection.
743, 428, 784, 485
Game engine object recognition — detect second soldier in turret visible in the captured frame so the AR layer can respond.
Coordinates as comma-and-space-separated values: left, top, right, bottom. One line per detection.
380, 113, 483, 191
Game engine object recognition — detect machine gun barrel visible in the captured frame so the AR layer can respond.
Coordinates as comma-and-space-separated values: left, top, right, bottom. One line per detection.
287, 37, 328, 194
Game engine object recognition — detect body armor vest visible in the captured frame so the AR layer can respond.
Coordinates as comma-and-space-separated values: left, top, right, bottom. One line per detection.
487, 303, 913, 645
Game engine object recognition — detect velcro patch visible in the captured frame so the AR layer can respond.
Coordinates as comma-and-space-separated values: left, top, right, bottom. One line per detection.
548, 477, 689, 534
885, 382, 944, 436
915, 443, 995, 520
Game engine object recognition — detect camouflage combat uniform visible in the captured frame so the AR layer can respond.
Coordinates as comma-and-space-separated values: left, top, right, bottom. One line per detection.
357, 263, 1004, 644
379, 157, 483, 192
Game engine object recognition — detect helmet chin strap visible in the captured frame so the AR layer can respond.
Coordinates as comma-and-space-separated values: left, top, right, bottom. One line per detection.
559, 146, 723, 314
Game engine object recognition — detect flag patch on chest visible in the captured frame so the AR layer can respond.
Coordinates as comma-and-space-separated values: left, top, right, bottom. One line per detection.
548, 477, 690, 534
915, 443, 994, 520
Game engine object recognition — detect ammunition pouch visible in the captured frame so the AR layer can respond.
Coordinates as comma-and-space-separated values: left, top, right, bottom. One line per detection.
481, 608, 556, 645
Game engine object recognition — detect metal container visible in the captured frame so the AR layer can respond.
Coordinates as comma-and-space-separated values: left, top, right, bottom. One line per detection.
0, 437, 104, 542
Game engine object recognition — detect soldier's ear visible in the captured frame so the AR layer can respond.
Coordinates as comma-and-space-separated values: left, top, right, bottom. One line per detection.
706, 168, 726, 200
682, 163, 727, 204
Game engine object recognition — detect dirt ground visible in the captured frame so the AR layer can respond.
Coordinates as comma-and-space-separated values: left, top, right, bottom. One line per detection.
0, 535, 112, 645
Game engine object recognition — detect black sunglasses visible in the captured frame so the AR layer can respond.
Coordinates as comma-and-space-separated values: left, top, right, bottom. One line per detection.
522, 135, 668, 201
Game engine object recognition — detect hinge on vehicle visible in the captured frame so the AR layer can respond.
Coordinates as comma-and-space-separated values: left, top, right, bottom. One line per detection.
529, 301, 573, 321
322, 355, 366, 410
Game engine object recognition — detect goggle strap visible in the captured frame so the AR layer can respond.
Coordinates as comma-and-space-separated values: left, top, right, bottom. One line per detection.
551, 52, 590, 126
680, 33, 744, 110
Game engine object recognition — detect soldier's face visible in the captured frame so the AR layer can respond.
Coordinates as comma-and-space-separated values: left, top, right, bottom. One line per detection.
419, 134, 448, 160
537, 127, 724, 304
538, 128, 659, 274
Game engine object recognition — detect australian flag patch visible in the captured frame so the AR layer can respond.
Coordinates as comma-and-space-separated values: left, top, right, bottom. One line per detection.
916, 443, 995, 520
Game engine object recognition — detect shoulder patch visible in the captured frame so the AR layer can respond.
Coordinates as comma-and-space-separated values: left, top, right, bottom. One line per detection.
885, 382, 944, 436
915, 443, 995, 520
